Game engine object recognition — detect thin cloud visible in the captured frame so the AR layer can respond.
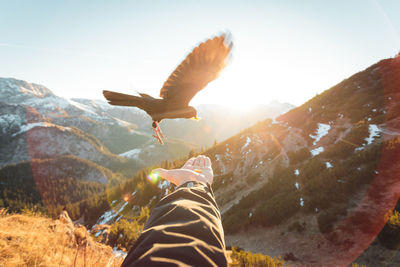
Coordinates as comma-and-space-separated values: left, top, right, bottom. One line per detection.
0, 43, 119, 60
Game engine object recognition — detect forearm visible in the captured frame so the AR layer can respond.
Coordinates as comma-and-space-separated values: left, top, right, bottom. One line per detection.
122, 181, 227, 267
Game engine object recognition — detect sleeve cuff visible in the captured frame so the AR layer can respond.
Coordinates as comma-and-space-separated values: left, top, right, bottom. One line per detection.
177, 180, 212, 193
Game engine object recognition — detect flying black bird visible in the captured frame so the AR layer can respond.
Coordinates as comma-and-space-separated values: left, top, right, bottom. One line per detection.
103, 34, 233, 144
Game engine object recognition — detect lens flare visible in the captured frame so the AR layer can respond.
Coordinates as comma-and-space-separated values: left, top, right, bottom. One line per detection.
147, 170, 160, 185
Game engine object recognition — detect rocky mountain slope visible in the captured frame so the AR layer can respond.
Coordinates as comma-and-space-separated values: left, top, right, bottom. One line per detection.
0, 77, 291, 220
211, 56, 400, 266
0, 77, 291, 168
0, 78, 194, 170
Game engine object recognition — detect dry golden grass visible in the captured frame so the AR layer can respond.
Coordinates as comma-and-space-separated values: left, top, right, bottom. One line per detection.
0, 209, 123, 266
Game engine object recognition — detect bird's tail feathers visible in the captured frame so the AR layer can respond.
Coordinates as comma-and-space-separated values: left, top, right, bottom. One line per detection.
103, 90, 145, 108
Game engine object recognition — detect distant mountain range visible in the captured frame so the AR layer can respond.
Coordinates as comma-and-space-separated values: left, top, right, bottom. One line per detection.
0, 77, 292, 169
0, 77, 292, 216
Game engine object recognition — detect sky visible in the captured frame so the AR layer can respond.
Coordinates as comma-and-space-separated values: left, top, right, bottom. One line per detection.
1, 0, 400, 107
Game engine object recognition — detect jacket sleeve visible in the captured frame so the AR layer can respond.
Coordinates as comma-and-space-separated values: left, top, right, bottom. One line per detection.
121, 181, 227, 267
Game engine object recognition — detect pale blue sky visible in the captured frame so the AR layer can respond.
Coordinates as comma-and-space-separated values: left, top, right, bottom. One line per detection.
1, 0, 399, 106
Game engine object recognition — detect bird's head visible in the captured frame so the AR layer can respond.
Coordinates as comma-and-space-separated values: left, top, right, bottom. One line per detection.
183, 106, 200, 121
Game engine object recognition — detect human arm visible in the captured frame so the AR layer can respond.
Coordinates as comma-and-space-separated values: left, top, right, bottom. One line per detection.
121, 155, 227, 267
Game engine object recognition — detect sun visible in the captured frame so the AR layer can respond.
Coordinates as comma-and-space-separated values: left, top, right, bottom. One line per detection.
191, 61, 269, 110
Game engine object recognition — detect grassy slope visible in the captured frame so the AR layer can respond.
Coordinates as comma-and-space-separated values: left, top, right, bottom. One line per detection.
0, 210, 123, 266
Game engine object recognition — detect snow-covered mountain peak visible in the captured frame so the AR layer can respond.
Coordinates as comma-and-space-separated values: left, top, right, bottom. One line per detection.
0, 78, 54, 100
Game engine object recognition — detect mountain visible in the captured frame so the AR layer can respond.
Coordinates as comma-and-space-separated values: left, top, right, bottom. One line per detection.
210, 56, 400, 266
83, 55, 400, 266
0, 78, 292, 166
0, 78, 194, 169
0, 77, 291, 218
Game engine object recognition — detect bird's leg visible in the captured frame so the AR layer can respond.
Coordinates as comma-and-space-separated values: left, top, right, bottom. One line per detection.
154, 121, 164, 138
152, 128, 164, 144
152, 121, 164, 144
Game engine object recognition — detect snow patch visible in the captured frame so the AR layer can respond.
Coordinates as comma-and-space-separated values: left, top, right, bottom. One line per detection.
11, 122, 70, 137
97, 210, 118, 225
310, 147, 324, 156
325, 162, 333, 168
119, 148, 141, 159
242, 136, 251, 151
111, 116, 133, 127
113, 247, 127, 258
117, 201, 128, 214
295, 182, 299, 190
67, 99, 97, 115
12, 122, 47, 136
309, 123, 331, 145
365, 124, 381, 145
95, 231, 103, 237
0, 114, 23, 133
356, 124, 381, 151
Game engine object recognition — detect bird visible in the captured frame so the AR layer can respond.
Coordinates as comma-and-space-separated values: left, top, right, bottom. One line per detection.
103, 34, 233, 144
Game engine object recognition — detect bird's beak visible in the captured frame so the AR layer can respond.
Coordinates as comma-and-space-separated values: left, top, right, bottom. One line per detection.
191, 116, 201, 121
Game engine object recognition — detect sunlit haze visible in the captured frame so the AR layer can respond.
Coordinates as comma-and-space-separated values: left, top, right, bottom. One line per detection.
1, 0, 400, 106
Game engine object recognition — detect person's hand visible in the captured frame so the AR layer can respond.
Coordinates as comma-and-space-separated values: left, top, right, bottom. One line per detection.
152, 155, 213, 186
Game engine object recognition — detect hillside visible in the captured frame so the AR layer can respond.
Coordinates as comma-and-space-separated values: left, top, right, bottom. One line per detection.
208, 56, 400, 266
0, 209, 124, 266
0, 155, 118, 213
75, 55, 400, 266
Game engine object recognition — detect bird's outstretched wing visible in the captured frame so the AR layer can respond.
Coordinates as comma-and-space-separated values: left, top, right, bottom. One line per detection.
159, 34, 233, 106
